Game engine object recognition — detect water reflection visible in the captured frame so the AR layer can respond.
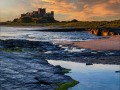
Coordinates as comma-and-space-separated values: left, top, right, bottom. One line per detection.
48, 60, 120, 90
88, 29, 120, 36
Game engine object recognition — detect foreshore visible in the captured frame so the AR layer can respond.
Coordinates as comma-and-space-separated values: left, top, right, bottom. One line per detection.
62, 35, 120, 51
55, 35, 120, 65
73, 35, 120, 50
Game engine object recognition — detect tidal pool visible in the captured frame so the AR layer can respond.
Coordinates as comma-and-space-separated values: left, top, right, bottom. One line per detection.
48, 60, 120, 90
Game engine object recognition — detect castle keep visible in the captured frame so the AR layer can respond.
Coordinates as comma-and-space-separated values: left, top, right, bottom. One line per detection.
21, 8, 54, 19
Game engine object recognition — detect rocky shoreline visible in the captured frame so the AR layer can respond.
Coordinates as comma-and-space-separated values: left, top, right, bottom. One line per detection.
0, 39, 120, 65
43, 41, 120, 65
0, 39, 78, 90
0, 39, 120, 89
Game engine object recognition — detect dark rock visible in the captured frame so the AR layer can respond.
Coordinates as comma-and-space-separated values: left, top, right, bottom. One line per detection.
0, 39, 74, 90
115, 71, 120, 73
86, 63, 93, 65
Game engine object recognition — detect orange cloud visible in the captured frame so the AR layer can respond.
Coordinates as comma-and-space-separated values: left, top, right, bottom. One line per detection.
0, 0, 120, 21
83, 3, 117, 16
42, 0, 56, 3
109, 0, 120, 4
30, 0, 120, 21
31, 0, 76, 13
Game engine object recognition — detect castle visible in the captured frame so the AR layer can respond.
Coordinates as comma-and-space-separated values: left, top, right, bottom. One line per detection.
21, 8, 54, 19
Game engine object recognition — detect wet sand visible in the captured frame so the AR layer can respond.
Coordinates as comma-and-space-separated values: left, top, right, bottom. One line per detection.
73, 35, 120, 50
56, 35, 120, 65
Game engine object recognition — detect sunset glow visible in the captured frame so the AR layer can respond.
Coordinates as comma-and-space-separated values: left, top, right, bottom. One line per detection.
0, 0, 120, 22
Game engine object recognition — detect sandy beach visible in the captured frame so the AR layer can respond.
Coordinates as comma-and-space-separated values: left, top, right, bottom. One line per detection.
73, 35, 120, 50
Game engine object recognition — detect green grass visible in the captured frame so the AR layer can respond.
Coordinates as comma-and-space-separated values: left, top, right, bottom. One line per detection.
55, 80, 79, 90
1, 19, 120, 28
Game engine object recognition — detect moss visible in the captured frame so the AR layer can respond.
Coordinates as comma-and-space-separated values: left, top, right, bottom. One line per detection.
62, 68, 71, 74
55, 67, 79, 90
2, 47, 23, 52
55, 80, 79, 90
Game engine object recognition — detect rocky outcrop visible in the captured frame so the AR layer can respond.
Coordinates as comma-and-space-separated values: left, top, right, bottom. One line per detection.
0, 39, 74, 90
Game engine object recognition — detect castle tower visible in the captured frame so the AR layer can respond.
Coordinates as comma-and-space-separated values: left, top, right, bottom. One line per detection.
41, 8, 46, 17
51, 11, 54, 17
38, 8, 42, 14
38, 8, 46, 17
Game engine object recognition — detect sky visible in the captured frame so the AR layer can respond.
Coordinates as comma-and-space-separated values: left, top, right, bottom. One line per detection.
0, 0, 120, 22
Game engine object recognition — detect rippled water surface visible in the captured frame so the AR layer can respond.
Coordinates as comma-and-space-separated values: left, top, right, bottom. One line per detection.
48, 60, 120, 90
0, 26, 101, 42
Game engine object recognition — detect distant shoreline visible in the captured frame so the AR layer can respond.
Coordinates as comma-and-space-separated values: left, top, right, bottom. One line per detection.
1, 25, 120, 33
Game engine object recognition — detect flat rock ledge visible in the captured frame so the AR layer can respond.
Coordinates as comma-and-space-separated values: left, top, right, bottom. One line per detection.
0, 39, 74, 90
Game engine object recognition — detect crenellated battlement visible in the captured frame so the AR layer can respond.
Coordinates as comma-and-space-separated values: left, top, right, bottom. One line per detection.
21, 8, 54, 19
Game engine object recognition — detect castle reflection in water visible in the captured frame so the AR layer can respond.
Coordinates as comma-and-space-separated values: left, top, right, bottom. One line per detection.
88, 29, 120, 36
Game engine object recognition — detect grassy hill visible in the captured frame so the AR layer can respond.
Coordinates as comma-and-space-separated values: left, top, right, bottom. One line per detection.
0, 19, 120, 28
